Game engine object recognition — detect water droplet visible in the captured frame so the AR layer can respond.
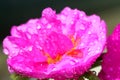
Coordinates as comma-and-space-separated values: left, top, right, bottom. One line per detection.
3, 48, 9, 55
47, 24, 52, 29
80, 43, 84, 47
70, 61, 75, 65
79, 25, 85, 30
109, 67, 113, 71
106, 75, 110, 78
88, 31, 91, 34
26, 33, 31, 39
37, 25, 41, 29
95, 47, 101, 53
28, 46, 33, 51
58, 76, 62, 79
53, 67, 57, 71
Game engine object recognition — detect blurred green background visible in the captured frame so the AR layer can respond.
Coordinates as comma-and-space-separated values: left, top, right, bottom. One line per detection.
1, 0, 120, 80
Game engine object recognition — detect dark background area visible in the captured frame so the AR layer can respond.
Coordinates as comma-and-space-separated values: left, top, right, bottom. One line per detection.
1, 0, 120, 80
1, 0, 120, 42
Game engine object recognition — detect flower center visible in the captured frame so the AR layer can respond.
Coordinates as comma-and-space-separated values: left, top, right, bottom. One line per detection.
45, 53, 62, 64
67, 48, 83, 58
43, 35, 83, 64
44, 48, 83, 64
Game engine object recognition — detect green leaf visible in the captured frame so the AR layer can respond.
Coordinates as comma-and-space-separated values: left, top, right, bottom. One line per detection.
78, 76, 84, 80
83, 71, 100, 80
10, 74, 29, 80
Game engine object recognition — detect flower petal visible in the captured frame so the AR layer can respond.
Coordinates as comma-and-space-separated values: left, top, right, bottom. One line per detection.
3, 7, 107, 79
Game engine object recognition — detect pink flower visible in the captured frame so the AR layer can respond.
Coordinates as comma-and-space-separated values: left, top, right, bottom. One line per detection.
99, 24, 120, 80
3, 7, 106, 80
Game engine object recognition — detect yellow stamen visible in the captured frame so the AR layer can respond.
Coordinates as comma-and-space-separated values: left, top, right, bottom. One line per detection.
68, 35, 83, 58
44, 52, 62, 64
67, 49, 83, 58
42, 35, 82, 64
69, 35, 81, 47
